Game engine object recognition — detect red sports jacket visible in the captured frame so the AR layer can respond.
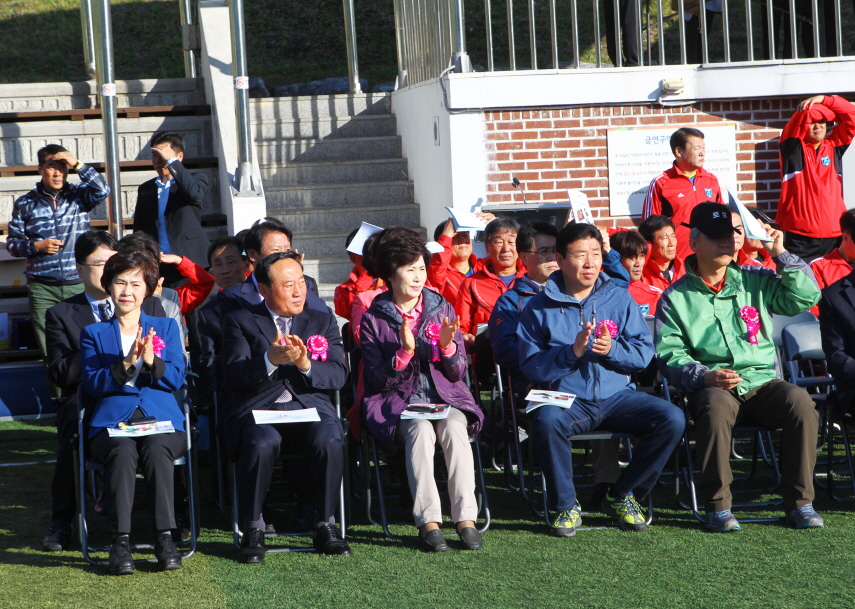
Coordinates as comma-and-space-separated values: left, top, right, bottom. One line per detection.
628, 280, 663, 317
427, 234, 479, 309
640, 252, 686, 292
778, 95, 855, 239
455, 259, 526, 336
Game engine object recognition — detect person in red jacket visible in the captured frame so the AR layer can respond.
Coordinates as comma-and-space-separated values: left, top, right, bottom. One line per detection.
334, 227, 379, 321
642, 127, 724, 263
737, 208, 777, 271
427, 213, 495, 309
638, 215, 685, 292
810, 208, 855, 297
159, 253, 216, 315
778, 94, 855, 262
610, 230, 662, 316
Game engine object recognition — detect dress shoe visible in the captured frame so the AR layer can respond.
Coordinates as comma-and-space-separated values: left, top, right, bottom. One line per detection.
42, 521, 72, 551
312, 524, 353, 556
419, 528, 448, 553
109, 539, 135, 576
237, 528, 266, 563
155, 533, 183, 571
457, 527, 484, 550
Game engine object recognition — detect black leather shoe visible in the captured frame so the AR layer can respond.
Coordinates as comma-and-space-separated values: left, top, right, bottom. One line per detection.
419, 528, 448, 553
155, 533, 183, 571
109, 540, 135, 576
457, 527, 484, 550
43, 522, 72, 551
237, 528, 266, 564
312, 524, 353, 556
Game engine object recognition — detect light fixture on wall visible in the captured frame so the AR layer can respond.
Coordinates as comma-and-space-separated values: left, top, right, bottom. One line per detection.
660, 78, 686, 96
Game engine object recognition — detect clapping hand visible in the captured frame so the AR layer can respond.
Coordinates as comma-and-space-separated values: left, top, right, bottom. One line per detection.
572, 322, 595, 358
439, 316, 460, 349
400, 320, 416, 355
592, 325, 612, 356
124, 327, 156, 369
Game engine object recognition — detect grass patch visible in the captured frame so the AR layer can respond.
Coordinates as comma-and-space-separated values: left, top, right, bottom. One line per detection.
2, 419, 855, 608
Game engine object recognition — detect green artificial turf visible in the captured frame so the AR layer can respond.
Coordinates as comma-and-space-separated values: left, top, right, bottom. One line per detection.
2, 418, 855, 609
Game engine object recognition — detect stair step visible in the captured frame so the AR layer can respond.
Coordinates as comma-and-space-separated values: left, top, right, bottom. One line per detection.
250, 93, 391, 121
272, 203, 422, 233
253, 115, 396, 141
301, 256, 357, 284
291, 226, 425, 258
259, 158, 409, 186
257, 136, 401, 165
265, 181, 413, 210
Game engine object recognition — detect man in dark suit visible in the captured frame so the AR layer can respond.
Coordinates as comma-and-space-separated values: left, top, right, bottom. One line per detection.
819, 268, 855, 420
42, 230, 175, 551
219, 252, 350, 562
133, 132, 210, 287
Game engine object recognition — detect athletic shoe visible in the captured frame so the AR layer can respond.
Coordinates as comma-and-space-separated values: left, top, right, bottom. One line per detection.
550, 500, 582, 537
602, 492, 648, 531
706, 509, 741, 533
785, 503, 824, 529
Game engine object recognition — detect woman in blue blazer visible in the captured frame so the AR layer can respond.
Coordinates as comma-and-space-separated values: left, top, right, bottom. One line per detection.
80, 250, 186, 575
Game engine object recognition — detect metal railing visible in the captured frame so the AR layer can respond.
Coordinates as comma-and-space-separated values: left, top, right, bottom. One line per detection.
396, 0, 852, 86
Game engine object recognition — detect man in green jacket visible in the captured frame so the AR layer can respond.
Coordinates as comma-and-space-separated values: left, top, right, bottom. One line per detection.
655, 203, 822, 532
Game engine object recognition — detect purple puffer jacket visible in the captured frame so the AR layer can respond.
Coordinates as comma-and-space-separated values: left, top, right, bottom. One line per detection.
359, 287, 484, 451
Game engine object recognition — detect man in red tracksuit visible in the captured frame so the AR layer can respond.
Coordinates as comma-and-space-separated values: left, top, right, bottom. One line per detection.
427, 218, 480, 309
643, 127, 724, 264
778, 94, 855, 262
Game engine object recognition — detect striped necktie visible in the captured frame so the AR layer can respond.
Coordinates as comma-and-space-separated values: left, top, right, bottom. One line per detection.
274, 316, 292, 404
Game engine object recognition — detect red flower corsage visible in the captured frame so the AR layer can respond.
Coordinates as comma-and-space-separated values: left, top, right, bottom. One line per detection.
740, 306, 760, 345
306, 335, 329, 361
151, 335, 165, 358
424, 322, 442, 362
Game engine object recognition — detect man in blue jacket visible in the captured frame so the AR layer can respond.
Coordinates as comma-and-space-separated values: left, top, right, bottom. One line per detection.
517, 223, 684, 536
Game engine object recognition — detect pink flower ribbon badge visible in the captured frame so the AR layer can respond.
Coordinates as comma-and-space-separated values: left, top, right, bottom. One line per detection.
425, 322, 442, 362
740, 306, 761, 345
151, 335, 165, 358
306, 335, 329, 361
595, 319, 619, 338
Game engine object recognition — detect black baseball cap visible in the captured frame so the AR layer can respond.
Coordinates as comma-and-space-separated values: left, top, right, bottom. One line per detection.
682, 202, 741, 239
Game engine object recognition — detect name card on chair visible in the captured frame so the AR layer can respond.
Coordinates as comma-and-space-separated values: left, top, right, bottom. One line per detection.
252, 409, 321, 424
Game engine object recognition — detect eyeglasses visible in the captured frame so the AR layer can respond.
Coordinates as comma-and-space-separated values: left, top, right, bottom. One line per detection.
522, 247, 557, 257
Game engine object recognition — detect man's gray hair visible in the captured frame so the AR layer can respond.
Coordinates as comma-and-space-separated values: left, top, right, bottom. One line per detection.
689, 227, 702, 242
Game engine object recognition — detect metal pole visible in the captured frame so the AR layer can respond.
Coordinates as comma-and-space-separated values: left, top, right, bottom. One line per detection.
507, 0, 516, 70
677, 0, 686, 64
657, 0, 665, 66
766, 0, 776, 60
571, 0, 580, 68
228, 0, 254, 193
485, 0, 495, 71
528, 0, 537, 69
393, 0, 408, 86
343, 0, 362, 92
721, 0, 730, 62
450, 0, 469, 71
594, 0, 602, 67
835, 0, 843, 57
179, 0, 197, 78
788, 0, 799, 58
636, 0, 643, 67
613, 0, 623, 67
92, 0, 122, 239
80, 0, 97, 79
549, 0, 558, 69
811, 0, 820, 57
745, 0, 753, 61
699, 1, 709, 63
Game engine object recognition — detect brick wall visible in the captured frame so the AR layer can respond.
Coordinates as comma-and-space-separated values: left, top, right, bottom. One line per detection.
483, 95, 853, 228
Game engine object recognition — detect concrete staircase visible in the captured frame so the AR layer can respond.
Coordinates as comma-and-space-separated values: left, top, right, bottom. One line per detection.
250, 93, 422, 302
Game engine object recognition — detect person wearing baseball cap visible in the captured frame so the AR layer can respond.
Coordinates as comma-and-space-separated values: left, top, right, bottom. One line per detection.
655, 202, 823, 533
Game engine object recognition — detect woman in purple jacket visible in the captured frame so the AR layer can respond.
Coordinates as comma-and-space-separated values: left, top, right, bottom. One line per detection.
359, 228, 484, 552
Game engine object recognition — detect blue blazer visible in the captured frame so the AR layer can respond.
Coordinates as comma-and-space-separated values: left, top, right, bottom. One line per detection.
81, 311, 186, 436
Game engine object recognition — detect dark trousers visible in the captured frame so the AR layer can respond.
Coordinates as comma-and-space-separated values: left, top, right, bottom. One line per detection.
760, 0, 838, 59
235, 406, 344, 528
531, 389, 685, 511
50, 407, 77, 525
90, 429, 187, 534
685, 11, 718, 64
689, 379, 818, 513
783, 232, 840, 264
604, 0, 640, 67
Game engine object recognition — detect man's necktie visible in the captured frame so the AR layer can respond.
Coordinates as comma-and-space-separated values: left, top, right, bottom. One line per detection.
274, 316, 293, 404
98, 301, 112, 322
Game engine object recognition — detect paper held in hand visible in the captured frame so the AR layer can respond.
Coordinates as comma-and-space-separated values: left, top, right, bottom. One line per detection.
524, 390, 577, 414
346, 222, 383, 255
444, 206, 487, 232
108, 421, 175, 438
401, 403, 450, 420
568, 190, 595, 225
252, 409, 322, 424
723, 185, 772, 242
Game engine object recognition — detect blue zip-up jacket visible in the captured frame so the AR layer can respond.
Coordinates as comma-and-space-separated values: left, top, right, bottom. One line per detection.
6, 165, 109, 283
489, 247, 631, 375
517, 270, 653, 401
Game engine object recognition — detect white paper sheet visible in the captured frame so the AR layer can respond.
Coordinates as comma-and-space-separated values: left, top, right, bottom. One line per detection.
252, 408, 322, 424
108, 421, 175, 437
346, 222, 384, 255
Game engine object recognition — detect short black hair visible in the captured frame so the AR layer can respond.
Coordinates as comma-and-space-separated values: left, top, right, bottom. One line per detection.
556, 223, 602, 257
37, 144, 69, 166
345, 228, 360, 248
841, 209, 855, 237
254, 251, 303, 287
610, 230, 649, 259
433, 220, 447, 242
118, 231, 159, 260
517, 222, 559, 253
485, 216, 520, 243
369, 229, 430, 285
245, 218, 293, 256
207, 236, 246, 266
151, 132, 185, 154
670, 127, 705, 155
101, 250, 160, 297
638, 215, 676, 242
74, 230, 119, 264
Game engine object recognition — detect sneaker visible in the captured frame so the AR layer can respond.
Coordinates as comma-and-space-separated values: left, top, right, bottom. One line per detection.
706, 510, 741, 533
550, 501, 582, 537
785, 503, 824, 529
601, 493, 648, 532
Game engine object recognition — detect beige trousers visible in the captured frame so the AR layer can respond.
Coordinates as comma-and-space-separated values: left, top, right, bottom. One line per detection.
395, 407, 478, 527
